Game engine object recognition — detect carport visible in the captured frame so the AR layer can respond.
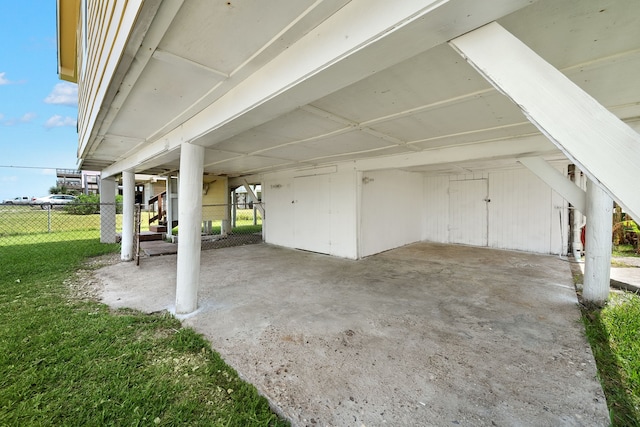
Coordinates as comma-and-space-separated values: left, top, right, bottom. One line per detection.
58, 0, 640, 316
96, 242, 608, 426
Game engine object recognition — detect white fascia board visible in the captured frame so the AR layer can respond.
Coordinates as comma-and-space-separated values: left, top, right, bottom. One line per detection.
102, 0, 536, 178
517, 156, 586, 213
354, 135, 557, 171
450, 22, 640, 220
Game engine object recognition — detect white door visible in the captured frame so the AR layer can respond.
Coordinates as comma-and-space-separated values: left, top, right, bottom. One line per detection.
294, 175, 332, 254
449, 179, 488, 246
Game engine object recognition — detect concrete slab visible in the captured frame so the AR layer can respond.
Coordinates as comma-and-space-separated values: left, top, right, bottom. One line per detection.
140, 234, 263, 257
95, 242, 608, 426
575, 257, 640, 294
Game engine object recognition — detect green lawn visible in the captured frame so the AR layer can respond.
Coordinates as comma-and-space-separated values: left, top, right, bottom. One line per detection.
0, 206, 151, 237
0, 206, 261, 239
581, 286, 640, 425
0, 235, 287, 426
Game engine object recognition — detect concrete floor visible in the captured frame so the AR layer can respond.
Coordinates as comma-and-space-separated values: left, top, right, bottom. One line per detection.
95, 242, 609, 426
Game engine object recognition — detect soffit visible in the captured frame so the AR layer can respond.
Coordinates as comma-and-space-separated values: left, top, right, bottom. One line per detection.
83, 0, 640, 177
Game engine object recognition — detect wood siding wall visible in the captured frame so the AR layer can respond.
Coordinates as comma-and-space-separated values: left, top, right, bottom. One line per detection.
423, 167, 568, 255
78, 0, 143, 158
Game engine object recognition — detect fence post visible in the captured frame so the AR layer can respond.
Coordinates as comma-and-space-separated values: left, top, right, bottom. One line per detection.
232, 197, 237, 228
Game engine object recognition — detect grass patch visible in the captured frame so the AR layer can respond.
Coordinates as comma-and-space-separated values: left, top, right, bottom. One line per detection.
581, 292, 640, 426
612, 244, 640, 258
0, 206, 153, 238
0, 235, 287, 426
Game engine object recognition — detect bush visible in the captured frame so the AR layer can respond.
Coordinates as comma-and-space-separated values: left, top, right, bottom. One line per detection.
65, 194, 100, 215
64, 194, 124, 215
115, 195, 123, 214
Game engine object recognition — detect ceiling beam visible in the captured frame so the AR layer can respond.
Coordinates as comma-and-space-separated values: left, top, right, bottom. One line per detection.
354, 134, 557, 171
449, 21, 640, 220
101, 0, 536, 178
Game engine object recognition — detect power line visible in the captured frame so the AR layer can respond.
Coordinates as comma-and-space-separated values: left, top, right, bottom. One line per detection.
0, 165, 77, 170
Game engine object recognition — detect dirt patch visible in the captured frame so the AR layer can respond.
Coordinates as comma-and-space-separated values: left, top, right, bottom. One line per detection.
65, 252, 121, 302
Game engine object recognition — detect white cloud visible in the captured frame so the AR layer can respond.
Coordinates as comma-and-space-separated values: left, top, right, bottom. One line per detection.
1, 112, 37, 126
1, 175, 18, 182
44, 114, 77, 129
0, 72, 10, 85
20, 112, 36, 123
41, 169, 56, 176
44, 82, 78, 106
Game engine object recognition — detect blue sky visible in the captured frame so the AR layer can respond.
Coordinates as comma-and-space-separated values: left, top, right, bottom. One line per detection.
0, 1, 79, 202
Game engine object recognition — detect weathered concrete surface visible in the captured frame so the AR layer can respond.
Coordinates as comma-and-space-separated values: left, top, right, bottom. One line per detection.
95, 242, 608, 426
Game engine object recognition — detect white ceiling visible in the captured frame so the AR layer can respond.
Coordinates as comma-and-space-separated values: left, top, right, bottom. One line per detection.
81, 0, 640, 177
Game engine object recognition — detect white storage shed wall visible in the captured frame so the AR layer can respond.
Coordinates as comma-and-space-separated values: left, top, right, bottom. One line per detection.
263, 164, 569, 259
423, 166, 569, 255
359, 169, 425, 257
262, 165, 359, 259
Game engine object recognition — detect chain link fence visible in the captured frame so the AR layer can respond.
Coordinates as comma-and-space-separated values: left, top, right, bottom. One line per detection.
0, 203, 120, 260
199, 203, 263, 250
1, 202, 262, 259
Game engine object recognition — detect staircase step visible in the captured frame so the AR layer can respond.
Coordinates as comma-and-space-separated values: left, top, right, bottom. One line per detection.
149, 225, 167, 232
139, 231, 164, 241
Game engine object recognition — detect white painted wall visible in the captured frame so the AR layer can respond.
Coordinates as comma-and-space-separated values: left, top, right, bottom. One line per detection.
359, 169, 424, 257
264, 164, 569, 259
449, 178, 488, 246
423, 167, 568, 255
423, 175, 449, 243
263, 165, 358, 258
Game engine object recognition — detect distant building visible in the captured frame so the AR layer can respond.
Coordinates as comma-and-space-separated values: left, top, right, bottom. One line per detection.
55, 169, 101, 195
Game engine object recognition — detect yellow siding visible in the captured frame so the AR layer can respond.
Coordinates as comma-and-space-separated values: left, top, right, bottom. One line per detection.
202, 176, 228, 221
56, 0, 80, 82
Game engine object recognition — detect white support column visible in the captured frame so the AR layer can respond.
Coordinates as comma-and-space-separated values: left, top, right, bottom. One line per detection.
165, 175, 174, 237
583, 179, 613, 305
99, 177, 117, 243
121, 170, 135, 261
175, 142, 204, 314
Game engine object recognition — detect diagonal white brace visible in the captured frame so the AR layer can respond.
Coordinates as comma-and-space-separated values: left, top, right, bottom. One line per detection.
450, 22, 640, 220
517, 156, 586, 214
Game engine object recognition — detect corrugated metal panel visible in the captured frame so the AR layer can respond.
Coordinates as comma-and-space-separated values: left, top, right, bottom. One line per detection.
423, 175, 449, 243
488, 169, 553, 253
